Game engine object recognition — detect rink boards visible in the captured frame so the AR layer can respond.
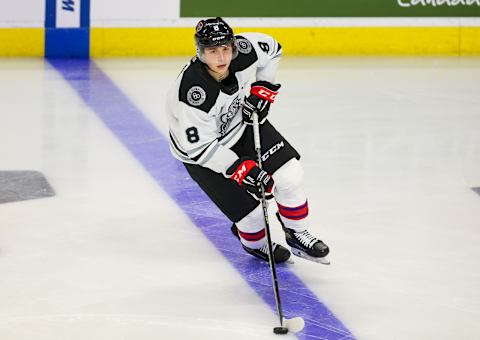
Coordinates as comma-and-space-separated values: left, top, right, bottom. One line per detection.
1, 24, 480, 56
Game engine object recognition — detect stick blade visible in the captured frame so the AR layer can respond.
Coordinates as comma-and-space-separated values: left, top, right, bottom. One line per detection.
273, 326, 289, 334
283, 317, 305, 333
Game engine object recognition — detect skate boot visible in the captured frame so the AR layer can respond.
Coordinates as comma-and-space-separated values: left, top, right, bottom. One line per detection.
231, 224, 291, 264
276, 212, 330, 265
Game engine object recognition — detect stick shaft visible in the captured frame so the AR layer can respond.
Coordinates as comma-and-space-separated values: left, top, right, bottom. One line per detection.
252, 113, 285, 327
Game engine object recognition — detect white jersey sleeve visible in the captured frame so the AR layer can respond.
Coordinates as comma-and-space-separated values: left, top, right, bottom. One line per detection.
240, 32, 282, 83
167, 96, 239, 175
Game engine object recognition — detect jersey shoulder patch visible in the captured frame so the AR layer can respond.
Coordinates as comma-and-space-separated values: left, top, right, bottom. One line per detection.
230, 35, 258, 73
179, 59, 219, 113
236, 36, 253, 54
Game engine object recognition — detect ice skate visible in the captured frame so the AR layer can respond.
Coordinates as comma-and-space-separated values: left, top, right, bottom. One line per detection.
276, 212, 330, 265
231, 224, 291, 264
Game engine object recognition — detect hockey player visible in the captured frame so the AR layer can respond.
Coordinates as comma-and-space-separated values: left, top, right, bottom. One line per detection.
166, 17, 329, 264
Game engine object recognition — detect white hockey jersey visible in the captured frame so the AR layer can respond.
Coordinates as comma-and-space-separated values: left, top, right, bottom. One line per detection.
166, 32, 282, 176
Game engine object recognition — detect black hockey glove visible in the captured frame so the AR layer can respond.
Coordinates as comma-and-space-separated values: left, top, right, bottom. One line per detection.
242, 81, 281, 125
226, 157, 274, 201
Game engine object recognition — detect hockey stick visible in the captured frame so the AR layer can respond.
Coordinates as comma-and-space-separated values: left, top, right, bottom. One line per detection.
251, 112, 305, 335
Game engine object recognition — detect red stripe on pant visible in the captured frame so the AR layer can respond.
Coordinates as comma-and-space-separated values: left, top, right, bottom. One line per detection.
277, 201, 309, 220
238, 229, 266, 241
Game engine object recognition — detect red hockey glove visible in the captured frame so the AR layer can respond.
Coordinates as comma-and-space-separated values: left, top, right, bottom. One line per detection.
226, 157, 274, 200
242, 81, 281, 125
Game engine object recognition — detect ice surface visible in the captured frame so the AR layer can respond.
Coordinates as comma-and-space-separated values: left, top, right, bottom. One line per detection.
1, 57, 480, 340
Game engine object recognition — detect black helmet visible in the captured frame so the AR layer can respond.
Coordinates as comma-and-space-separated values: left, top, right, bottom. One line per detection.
194, 17, 238, 61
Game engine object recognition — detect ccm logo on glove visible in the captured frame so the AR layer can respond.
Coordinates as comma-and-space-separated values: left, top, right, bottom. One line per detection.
251, 85, 278, 103
227, 157, 274, 200
231, 159, 257, 185
242, 81, 281, 125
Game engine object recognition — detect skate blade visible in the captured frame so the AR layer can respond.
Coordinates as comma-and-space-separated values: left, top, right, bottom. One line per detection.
291, 248, 330, 265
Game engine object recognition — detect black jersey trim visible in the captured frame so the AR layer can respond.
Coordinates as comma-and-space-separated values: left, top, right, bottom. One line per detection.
189, 140, 216, 162
170, 130, 217, 164
169, 131, 188, 157
179, 58, 220, 113
197, 143, 220, 165
219, 71, 239, 95
230, 35, 258, 73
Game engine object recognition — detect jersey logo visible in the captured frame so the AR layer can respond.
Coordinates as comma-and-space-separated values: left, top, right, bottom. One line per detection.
187, 86, 207, 106
236, 38, 252, 54
219, 96, 241, 136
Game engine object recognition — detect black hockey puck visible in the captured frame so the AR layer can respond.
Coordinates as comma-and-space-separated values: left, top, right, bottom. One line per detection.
273, 326, 289, 334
